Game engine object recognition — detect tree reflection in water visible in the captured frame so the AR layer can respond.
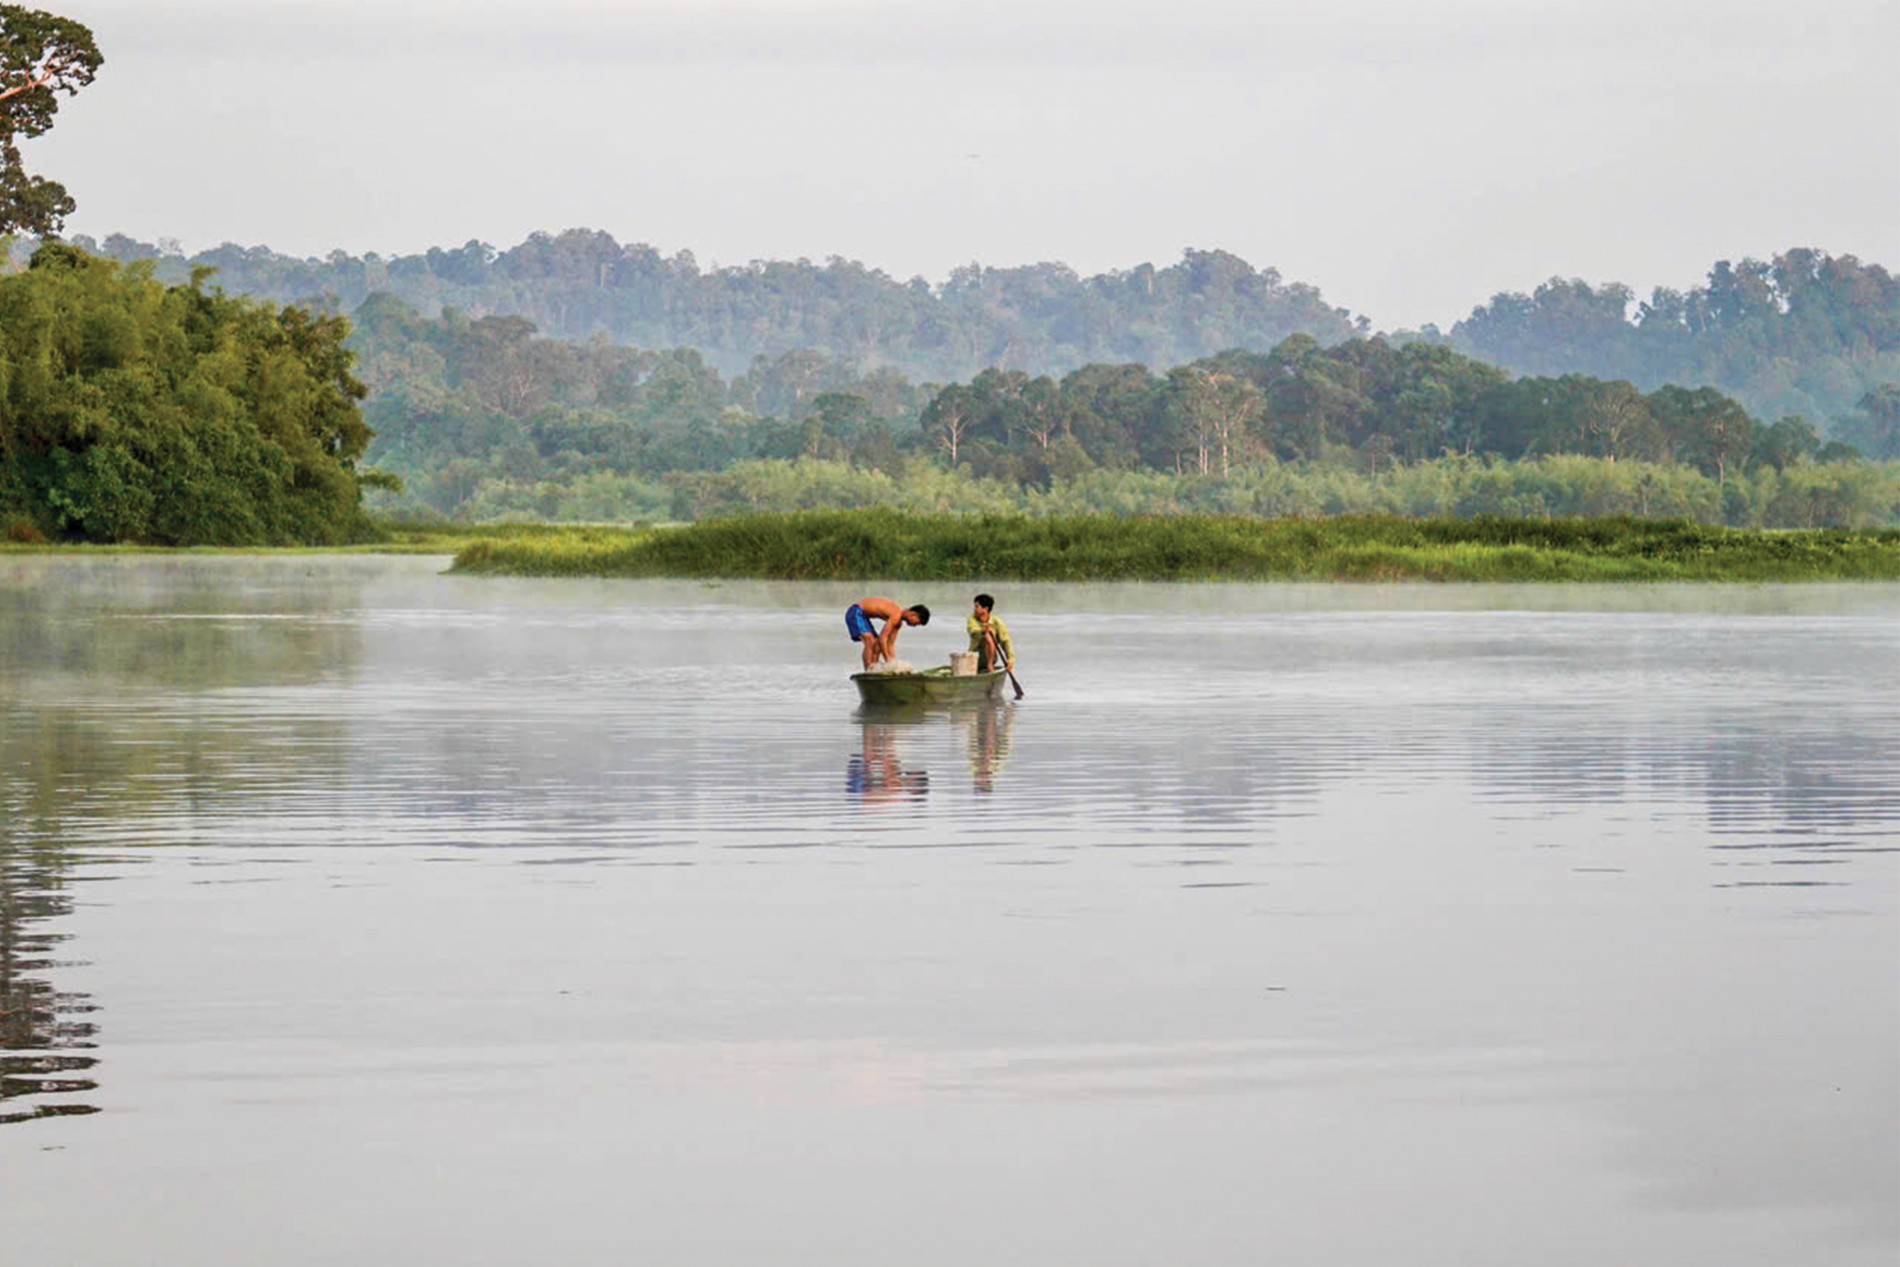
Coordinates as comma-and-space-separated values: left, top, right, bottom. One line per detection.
0, 831, 100, 1126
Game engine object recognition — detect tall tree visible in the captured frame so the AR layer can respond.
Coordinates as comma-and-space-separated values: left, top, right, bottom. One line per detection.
1573, 379, 1654, 463
922, 383, 976, 466
0, 5, 101, 236
1837, 386, 1900, 461
1650, 385, 1758, 486
1166, 366, 1262, 475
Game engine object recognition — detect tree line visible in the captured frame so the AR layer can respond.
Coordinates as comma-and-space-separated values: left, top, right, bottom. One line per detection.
47, 232, 1359, 387
343, 291, 1898, 528
0, 249, 1891, 543
0, 245, 383, 544
2, 7, 1890, 541
1443, 249, 1900, 426
37, 230, 1895, 427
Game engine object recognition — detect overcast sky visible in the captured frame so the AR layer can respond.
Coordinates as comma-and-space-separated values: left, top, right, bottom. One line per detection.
33, 0, 1900, 329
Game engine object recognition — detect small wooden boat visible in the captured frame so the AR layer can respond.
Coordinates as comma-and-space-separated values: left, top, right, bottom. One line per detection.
853, 665, 1008, 707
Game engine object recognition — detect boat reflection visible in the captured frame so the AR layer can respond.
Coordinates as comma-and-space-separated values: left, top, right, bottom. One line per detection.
849, 700, 1016, 803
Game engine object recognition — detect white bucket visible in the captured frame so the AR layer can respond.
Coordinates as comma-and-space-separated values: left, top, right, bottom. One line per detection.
949, 651, 978, 676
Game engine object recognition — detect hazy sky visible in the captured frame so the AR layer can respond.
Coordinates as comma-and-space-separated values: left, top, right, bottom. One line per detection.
34, 0, 1900, 328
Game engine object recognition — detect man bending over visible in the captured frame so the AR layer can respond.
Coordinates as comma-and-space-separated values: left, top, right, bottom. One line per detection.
845, 597, 930, 670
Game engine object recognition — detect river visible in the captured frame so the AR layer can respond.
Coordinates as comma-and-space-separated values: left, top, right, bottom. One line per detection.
2, 556, 1895, 1265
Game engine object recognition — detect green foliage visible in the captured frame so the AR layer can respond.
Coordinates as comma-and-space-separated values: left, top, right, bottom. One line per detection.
671, 458, 1019, 521
342, 298, 1891, 528
0, 5, 101, 235
1835, 386, 1900, 460
346, 297, 945, 517
453, 470, 671, 524
652, 454, 1896, 530
56, 230, 1895, 428
1448, 251, 1900, 426
0, 245, 378, 543
903, 347, 1851, 510
447, 526, 659, 577
18, 258, 1857, 538
66, 232, 1363, 385
41, 233, 1890, 532
450, 512, 1900, 583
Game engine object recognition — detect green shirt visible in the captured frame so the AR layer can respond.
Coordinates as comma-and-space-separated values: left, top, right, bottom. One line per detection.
966, 612, 1014, 666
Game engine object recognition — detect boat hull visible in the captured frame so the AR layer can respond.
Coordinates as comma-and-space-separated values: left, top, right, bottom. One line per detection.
853, 666, 1007, 707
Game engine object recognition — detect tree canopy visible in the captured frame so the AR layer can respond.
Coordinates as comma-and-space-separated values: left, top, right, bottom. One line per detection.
0, 245, 379, 544
54, 232, 1894, 428
0, 4, 101, 236
58, 231, 1365, 384
1444, 250, 1900, 425
334, 291, 1894, 529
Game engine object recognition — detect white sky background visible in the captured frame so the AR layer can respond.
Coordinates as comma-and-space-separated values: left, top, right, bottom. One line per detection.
32, 0, 1900, 329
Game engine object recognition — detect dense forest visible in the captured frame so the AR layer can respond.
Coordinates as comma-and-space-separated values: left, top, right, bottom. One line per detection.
36, 231, 1898, 428
0, 245, 383, 544
46, 233, 1359, 385
2, 240, 1893, 543
1444, 249, 1900, 425
345, 292, 1898, 529
0, 8, 1893, 542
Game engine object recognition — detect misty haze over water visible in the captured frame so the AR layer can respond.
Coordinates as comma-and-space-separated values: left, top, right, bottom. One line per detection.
2, 557, 1895, 1264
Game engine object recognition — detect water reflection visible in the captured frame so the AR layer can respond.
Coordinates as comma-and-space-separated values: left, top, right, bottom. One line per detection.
846, 722, 930, 806
959, 701, 1014, 794
0, 556, 381, 1129
849, 702, 1017, 804
0, 829, 100, 1126
0, 561, 1895, 1264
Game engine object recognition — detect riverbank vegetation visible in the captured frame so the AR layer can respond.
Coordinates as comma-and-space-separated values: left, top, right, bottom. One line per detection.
0, 245, 387, 545
663, 453, 1900, 526
319, 291, 1896, 529
449, 512, 1900, 583
0, 520, 576, 555
2, 236, 1892, 545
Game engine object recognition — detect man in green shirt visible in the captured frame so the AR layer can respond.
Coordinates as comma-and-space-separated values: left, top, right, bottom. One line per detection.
967, 593, 1014, 673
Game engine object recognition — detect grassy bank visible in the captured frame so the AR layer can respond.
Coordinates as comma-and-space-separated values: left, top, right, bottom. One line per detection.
363, 521, 614, 554
0, 520, 609, 556
446, 513, 1900, 582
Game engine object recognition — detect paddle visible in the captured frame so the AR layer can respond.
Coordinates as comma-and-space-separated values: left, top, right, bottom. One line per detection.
985, 628, 1025, 700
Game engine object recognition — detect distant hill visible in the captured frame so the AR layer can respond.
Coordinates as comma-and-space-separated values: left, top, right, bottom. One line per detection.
39, 232, 1899, 426
46, 230, 1361, 384
1437, 249, 1899, 426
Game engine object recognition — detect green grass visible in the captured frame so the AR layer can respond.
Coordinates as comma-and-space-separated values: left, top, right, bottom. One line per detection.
0, 519, 617, 556
444, 512, 1900, 583
358, 519, 620, 555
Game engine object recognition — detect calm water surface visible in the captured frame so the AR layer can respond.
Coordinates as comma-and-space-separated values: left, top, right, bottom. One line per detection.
2, 556, 1896, 1266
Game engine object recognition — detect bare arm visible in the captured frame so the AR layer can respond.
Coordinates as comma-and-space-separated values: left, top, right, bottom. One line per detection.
856, 597, 903, 663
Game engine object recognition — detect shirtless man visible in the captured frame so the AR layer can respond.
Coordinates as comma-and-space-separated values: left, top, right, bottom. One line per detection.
844, 596, 930, 670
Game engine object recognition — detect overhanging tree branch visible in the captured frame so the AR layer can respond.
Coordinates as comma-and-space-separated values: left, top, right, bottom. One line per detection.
0, 4, 102, 235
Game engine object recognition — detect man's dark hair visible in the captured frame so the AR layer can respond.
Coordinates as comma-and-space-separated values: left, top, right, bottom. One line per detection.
908, 604, 931, 625
974, 593, 995, 611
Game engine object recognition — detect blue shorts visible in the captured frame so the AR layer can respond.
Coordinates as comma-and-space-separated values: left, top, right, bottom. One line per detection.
845, 604, 876, 642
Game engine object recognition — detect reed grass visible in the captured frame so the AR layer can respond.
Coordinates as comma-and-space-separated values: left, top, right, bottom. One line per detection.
359, 519, 619, 555
446, 512, 1900, 582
